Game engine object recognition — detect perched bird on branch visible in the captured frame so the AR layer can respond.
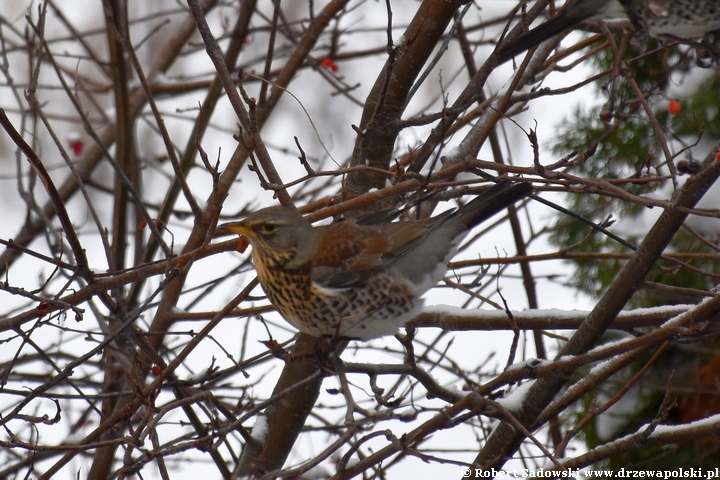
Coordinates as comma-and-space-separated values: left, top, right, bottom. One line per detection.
497, 0, 720, 65
219, 182, 532, 339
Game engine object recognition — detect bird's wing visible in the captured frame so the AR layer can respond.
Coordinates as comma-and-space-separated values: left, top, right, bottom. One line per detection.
310, 221, 430, 289
311, 183, 532, 291
389, 182, 532, 289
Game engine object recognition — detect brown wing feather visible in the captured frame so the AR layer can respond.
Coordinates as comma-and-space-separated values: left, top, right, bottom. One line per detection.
312, 223, 388, 269
374, 215, 446, 256
310, 220, 434, 288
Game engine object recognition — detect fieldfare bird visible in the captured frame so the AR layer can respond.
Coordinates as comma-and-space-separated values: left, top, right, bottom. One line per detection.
220, 182, 532, 340
497, 0, 720, 65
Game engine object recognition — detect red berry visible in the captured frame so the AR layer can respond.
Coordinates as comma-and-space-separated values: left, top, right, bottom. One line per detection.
68, 132, 84, 156
138, 220, 147, 230
151, 365, 161, 376
320, 57, 338, 72
668, 100, 681, 115
37, 300, 50, 316
69, 140, 84, 156
236, 236, 249, 253
676, 159, 701, 175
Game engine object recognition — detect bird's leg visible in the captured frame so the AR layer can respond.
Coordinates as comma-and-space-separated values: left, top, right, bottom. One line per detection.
313, 337, 369, 425
331, 353, 361, 426
696, 30, 720, 68
312, 336, 348, 373
656, 32, 720, 69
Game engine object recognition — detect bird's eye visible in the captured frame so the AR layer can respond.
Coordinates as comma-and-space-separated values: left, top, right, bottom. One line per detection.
261, 222, 277, 234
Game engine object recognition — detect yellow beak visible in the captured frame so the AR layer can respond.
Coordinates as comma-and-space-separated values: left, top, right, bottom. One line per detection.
215, 221, 251, 238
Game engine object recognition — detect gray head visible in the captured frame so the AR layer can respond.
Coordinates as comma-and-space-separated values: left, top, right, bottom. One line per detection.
220, 206, 318, 269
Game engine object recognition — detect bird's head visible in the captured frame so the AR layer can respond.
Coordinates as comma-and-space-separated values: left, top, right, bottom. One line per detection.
219, 206, 318, 270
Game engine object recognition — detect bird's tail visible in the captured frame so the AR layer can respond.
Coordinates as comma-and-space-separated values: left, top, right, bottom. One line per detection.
452, 181, 533, 228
